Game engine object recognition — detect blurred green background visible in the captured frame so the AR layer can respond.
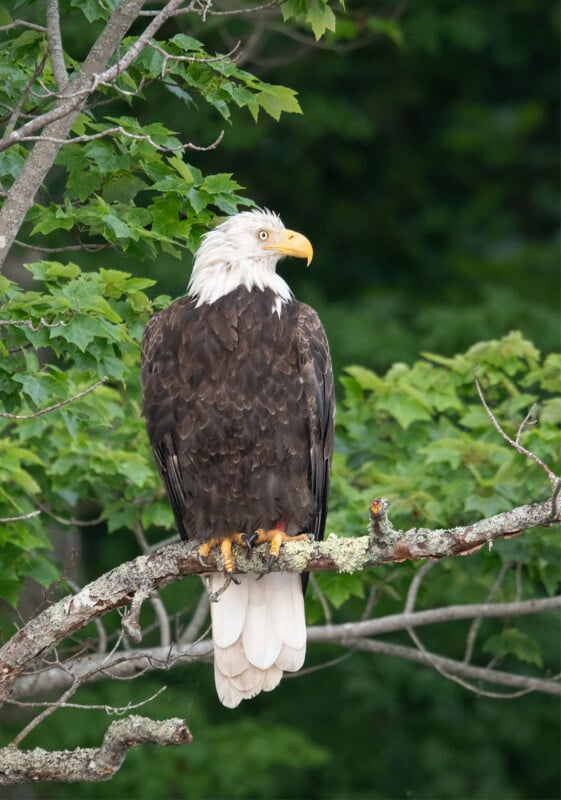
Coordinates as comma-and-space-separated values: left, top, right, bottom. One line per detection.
4, 1, 559, 798
139, 0, 559, 378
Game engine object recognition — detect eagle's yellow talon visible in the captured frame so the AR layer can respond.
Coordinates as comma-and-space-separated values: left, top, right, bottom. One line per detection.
197, 533, 245, 578
253, 528, 310, 564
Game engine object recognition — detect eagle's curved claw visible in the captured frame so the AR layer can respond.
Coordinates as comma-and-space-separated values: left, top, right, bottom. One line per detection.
242, 531, 258, 552
198, 551, 211, 569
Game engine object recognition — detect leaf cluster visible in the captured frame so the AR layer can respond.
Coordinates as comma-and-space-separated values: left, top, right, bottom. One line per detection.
315, 331, 560, 668
0, 6, 306, 258
0, 263, 172, 604
333, 332, 560, 528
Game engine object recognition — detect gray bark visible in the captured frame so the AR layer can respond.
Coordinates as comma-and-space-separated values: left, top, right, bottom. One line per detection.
0, 716, 192, 784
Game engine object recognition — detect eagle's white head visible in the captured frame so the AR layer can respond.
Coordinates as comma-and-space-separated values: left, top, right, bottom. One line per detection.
188, 208, 313, 310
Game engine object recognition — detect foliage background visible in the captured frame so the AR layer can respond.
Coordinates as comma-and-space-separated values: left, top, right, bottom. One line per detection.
0, 1, 559, 798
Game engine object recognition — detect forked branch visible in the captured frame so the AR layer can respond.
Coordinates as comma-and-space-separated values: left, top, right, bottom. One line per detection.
0, 715, 192, 785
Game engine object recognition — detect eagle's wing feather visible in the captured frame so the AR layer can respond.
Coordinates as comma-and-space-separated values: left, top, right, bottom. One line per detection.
295, 302, 335, 542
141, 307, 190, 540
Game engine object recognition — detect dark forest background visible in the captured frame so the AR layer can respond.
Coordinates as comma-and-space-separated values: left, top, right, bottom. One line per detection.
3, 1, 559, 798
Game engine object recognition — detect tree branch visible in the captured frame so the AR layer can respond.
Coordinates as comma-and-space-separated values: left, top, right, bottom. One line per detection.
46, 0, 69, 91
340, 639, 560, 697
0, 496, 557, 704
0, 377, 108, 420
0, 0, 191, 269
307, 596, 561, 645
8, 596, 558, 701
0, 716, 192, 785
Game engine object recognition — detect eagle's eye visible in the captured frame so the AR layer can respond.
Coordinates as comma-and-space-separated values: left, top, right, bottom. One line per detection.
258, 230, 269, 241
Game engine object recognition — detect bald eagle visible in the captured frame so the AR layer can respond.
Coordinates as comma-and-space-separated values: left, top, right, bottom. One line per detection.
141, 209, 334, 708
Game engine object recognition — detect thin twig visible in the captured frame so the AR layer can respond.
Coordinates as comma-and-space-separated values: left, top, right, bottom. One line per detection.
360, 584, 380, 621
178, 587, 210, 645
475, 367, 560, 489
0, 19, 47, 33
407, 587, 559, 698
0, 312, 76, 331
309, 573, 332, 624
0, 377, 107, 419
11, 677, 81, 746
14, 240, 111, 253
149, 40, 241, 78
369, 630, 558, 698
404, 561, 434, 614
207, 0, 282, 16
18, 125, 225, 153
0, 509, 41, 523
4, 52, 49, 134
150, 595, 171, 649
463, 561, 512, 664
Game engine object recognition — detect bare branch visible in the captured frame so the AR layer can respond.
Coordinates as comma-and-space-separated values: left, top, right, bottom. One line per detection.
18, 125, 225, 153
149, 40, 241, 77
4, 52, 49, 135
0, 20, 47, 33
0, 313, 76, 331
463, 561, 512, 664
13, 240, 111, 253
150, 595, 171, 648
0, 377, 108, 420
307, 595, 561, 643
0, 716, 192, 785
0, 510, 41, 524
309, 573, 333, 624
11, 641, 213, 699
178, 588, 210, 645
46, 0, 69, 91
403, 560, 434, 614
344, 638, 560, 697
207, 1, 283, 16
8, 595, 559, 701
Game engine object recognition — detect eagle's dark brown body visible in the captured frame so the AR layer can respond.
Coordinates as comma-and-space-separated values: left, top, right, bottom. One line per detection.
140, 209, 333, 707
141, 286, 334, 545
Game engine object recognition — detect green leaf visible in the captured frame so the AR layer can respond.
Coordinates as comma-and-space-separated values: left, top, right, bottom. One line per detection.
169, 155, 195, 183
255, 84, 302, 121
483, 628, 543, 668
344, 365, 384, 392
377, 393, 433, 429
282, 0, 337, 40
307, 0, 337, 40
313, 571, 364, 609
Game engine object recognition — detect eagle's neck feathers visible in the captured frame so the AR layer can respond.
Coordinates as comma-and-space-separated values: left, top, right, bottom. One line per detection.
187, 209, 293, 313
188, 256, 292, 311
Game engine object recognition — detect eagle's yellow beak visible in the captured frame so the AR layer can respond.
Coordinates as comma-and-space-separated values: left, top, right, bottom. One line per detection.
264, 229, 313, 266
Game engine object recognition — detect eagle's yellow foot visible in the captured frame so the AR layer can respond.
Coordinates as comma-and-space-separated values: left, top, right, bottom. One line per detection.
198, 533, 246, 585
253, 528, 310, 568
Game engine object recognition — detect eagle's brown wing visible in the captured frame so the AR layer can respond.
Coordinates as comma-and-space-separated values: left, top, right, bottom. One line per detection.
295, 301, 335, 545
141, 300, 191, 540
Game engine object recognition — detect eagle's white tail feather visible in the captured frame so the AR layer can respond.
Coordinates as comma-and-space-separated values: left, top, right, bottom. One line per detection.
210, 575, 248, 648
209, 571, 306, 708
213, 638, 248, 678
276, 643, 307, 673
242, 575, 283, 669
